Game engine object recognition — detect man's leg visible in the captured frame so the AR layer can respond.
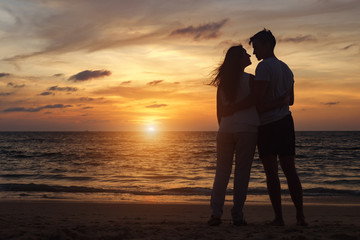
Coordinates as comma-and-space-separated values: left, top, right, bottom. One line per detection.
279, 155, 306, 226
261, 154, 284, 225
277, 114, 307, 225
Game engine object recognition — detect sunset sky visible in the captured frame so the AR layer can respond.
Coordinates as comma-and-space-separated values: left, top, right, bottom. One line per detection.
0, 0, 359, 131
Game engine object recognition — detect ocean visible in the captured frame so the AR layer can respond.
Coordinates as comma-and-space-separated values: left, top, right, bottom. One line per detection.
0, 131, 359, 203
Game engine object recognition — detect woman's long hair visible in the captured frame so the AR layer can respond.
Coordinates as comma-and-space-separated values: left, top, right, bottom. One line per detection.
209, 45, 245, 103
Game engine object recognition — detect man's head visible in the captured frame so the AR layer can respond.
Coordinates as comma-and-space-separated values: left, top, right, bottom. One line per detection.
249, 29, 276, 60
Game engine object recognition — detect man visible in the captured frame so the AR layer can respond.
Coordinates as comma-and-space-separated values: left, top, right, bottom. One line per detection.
250, 29, 306, 226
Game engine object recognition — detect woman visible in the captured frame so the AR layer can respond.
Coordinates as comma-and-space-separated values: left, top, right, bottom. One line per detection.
208, 45, 259, 226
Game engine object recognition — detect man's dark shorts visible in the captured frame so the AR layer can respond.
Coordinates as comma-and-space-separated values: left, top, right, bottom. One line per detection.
257, 114, 295, 158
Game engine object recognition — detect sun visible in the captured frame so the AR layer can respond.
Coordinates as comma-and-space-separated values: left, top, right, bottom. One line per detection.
147, 126, 156, 133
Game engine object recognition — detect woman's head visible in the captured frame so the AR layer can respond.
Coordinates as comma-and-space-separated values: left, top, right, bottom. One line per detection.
209, 45, 251, 102
223, 45, 251, 70
209, 45, 251, 87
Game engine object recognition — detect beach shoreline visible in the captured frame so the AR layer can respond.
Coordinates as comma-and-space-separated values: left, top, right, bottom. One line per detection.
3, 194, 359, 206
1, 198, 359, 240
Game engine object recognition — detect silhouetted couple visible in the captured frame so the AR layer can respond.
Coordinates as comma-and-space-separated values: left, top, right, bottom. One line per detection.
208, 29, 307, 227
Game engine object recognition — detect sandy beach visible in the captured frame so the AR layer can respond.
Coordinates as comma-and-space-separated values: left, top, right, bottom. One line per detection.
0, 198, 359, 240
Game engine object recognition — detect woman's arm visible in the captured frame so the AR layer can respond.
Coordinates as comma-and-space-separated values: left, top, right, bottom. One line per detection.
257, 85, 294, 113
289, 85, 294, 106
221, 74, 256, 116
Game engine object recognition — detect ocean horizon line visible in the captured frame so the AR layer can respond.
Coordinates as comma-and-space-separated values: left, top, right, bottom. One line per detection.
1, 130, 360, 133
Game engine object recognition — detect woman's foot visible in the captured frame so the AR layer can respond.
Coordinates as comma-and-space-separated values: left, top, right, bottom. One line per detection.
296, 217, 308, 226
266, 218, 285, 226
208, 216, 222, 226
296, 213, 308, 226
233, 219, 247, 226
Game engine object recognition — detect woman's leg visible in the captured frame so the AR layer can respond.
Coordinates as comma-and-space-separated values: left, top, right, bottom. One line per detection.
210, 132, 235, 218
231, 132, 257, 222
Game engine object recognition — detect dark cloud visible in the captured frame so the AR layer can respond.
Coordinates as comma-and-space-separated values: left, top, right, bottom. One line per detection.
40, 92, 53, 96
7, 82, 25, 88
48, 86, 78, 92
322, 101, 340, 106
146, 104, 168, 108
342, 44, 357, 50
170, 19, 228, 40
53, 73, 64, 77
80, 97, 95, 101
39, 85, 77, 96
278, 35, 316, 43
82, 106, 93, 109
0, 92, 12, 96
121, 81, 132, 85
0, 73, 11, 78
147, 80, 163, 86
79, 97, 104, 102
68, 70, 111, 82
3, 104, 72, 113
